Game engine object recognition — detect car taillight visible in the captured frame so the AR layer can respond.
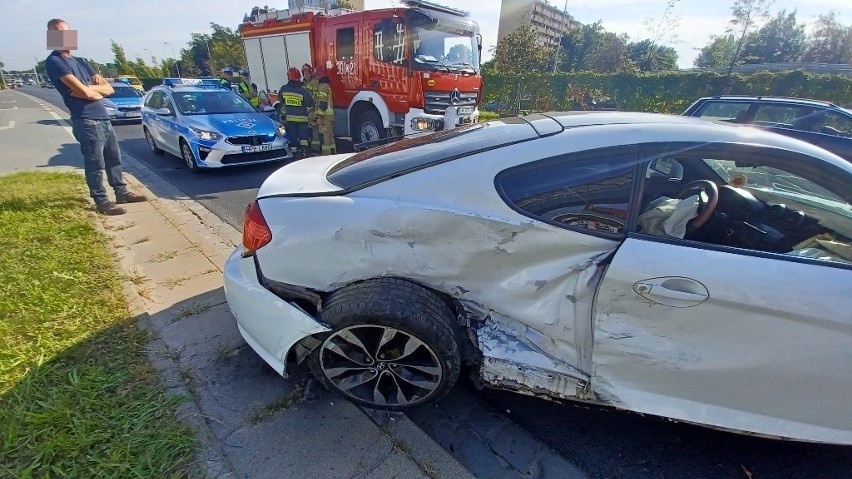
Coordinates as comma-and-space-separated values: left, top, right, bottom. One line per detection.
242, 200, 272, 257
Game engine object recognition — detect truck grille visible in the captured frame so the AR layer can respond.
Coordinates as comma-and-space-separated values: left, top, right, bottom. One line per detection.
424, 90, 478, 115
226, 134, 275, 146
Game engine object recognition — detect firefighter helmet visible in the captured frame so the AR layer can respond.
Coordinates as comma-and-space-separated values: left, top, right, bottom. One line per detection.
287, 67, 301, 81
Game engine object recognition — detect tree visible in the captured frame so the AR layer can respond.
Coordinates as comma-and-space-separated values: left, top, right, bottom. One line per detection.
802, 13, 852, 64
182, 23, 247, 76
331, 0, 355, 8
585, 32, 632, 73
491, 24, 550, 75
559, 21, 605, 72
643, 0, 682, 46
111, 40, 135, 76
627, 39, 678, 71
724, 0, 773, 75
739, 9, 805, 63
694, 35, 737, 67
447, 44, 472, 64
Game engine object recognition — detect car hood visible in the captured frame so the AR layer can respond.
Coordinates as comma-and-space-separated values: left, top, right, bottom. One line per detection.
105, 97, 143, 108
186, 113, 277, 136
257, 153, 353, 198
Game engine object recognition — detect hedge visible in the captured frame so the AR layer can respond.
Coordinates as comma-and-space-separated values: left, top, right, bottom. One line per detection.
483, 70, 852, 114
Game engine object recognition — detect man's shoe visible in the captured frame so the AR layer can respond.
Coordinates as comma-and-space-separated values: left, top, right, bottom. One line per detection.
97, 202, 127, 215
116, 191, 148, 204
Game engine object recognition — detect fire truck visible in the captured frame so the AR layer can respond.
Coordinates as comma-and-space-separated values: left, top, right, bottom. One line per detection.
239, 0, 482, 148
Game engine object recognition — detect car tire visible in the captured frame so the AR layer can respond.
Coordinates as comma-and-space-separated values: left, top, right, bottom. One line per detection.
143, 127, 164, 155
180, 139, 201, 174
353, 110, 387, 146
308, 277, 460, 410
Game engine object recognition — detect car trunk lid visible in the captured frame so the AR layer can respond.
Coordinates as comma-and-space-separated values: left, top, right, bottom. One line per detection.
256, 153, 352, 198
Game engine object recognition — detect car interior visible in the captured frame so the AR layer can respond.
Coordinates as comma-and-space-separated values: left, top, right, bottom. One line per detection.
637, 154, 852, 265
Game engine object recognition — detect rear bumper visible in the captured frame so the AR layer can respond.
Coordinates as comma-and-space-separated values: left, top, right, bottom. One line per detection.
223, 247, 329, 376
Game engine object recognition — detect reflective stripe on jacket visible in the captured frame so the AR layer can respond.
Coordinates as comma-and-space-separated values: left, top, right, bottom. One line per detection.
314, 82, 334, 118
278, 81, 314, 123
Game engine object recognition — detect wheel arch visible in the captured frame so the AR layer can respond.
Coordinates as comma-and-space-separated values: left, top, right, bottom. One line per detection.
347, 92, 390, 136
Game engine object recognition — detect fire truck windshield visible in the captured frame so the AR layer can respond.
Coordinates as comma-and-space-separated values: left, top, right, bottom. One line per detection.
408, 11, 480, 74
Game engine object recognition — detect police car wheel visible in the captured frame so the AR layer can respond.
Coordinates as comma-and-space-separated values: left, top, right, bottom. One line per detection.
144, 127, 164, 155
180, 139, 201, 174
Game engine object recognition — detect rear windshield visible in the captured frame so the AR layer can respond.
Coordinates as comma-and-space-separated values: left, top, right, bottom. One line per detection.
327, 118, 540, 189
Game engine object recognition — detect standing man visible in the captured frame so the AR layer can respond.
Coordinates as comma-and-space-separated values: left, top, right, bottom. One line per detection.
313, 66, 336, 155
45, 18, 146, 215
277, 67, 314, 157
301, 63, 320, 153
238, 69, 259, 108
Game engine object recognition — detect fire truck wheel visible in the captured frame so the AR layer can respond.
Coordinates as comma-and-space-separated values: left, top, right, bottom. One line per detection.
354, 110, 387, 145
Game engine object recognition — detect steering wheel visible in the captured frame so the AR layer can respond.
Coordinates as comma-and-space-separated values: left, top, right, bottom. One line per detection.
676, 180, 719, 229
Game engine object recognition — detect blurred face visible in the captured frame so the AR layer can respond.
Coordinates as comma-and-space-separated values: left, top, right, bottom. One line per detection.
47, 21, 77, 51
302, 68, 312, 80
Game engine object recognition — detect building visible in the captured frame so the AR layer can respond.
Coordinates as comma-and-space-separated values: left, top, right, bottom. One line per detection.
498, 0, 576, 49
287, 0, 364, 10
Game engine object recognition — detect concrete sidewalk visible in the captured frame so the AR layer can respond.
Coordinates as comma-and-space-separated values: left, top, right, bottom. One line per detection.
95, 168, 475, 479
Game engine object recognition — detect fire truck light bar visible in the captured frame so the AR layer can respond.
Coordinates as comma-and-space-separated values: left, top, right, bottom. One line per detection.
402, 0, 468, 17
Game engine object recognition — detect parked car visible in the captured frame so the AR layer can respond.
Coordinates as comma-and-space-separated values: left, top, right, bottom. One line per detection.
224, 111, 852, 445
683, 96, 852, 162
104, 82, 144, 123
116, 74, 145, 93
141, 78, 291, 172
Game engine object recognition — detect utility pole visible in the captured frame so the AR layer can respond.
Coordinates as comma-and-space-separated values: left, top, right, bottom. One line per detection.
552, 0, 568, 74
205, 39, 215, 75
165, 42, 181, 77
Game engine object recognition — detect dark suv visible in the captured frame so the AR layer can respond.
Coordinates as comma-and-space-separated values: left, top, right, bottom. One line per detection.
683, 96, 851, 162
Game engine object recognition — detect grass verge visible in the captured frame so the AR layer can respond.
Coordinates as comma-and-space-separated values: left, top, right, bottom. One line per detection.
0, 172, 198, 479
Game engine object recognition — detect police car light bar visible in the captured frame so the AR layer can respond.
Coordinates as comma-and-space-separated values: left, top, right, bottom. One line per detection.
162, 78, 222, 88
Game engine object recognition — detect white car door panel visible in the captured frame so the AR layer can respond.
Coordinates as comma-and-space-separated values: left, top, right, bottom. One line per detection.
594, 237, 852, 444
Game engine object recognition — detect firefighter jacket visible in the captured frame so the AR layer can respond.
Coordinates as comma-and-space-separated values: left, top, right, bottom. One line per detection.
277, 80, 314, 123
304, 78, 319, 108
314, 80, 334, 118
238, 80, 259, 107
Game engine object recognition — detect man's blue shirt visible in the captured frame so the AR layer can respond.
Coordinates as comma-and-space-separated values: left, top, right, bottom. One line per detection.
45, 51, 109, 120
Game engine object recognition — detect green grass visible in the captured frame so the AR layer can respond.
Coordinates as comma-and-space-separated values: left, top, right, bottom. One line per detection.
0, 172, 198, 479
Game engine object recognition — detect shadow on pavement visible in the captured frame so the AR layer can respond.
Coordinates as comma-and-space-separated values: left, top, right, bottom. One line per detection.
43, 142, 83, 170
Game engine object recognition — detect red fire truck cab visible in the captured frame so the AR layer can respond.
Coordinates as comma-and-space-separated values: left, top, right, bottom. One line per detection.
240, 0, 482, 148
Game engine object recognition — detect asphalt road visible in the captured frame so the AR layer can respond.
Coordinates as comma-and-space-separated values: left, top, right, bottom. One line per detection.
17, 85, 852, 479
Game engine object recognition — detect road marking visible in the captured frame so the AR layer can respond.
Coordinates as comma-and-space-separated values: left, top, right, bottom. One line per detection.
0, 106, 18, 110
0, 121, 16, 130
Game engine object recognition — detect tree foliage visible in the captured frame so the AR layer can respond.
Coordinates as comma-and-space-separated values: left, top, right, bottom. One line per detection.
802, 13, 852, 64
628, 39, 678, 72
111, 40, 135, 76
491, 24, 551, 75
725, 0, 773, 73
739, 10, 806, 64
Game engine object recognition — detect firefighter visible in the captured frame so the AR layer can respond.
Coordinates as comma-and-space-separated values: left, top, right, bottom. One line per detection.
218, 67, 236, 91
313, 66, 336, 155
238, 69, 259, 107
301, 63, 320, 153
277, 67, 314, 157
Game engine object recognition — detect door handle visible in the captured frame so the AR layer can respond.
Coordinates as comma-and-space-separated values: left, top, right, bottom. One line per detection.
634, 277, 709, 307
369, 80, 380, 88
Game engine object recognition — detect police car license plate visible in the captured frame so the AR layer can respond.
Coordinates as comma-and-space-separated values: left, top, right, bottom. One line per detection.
242, 144, 272, 153
126, 111, 141, 118
458, 106, 474, 115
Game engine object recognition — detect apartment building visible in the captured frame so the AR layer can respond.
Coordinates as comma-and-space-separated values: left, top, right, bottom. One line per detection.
498, 0, 576, 49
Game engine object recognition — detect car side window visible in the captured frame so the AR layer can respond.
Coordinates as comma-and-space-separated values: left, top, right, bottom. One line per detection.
636, 148, 852, 267
499, 153, 636, 236
694, 101, 751, 122
336, 28, 355, 61
145, 91, 163, 109
373, 19, 407, 65
753, 105, 805, 126
819, 111, 852, 137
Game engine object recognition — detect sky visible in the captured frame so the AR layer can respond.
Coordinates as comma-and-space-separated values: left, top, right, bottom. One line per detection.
1, 0, 849, 71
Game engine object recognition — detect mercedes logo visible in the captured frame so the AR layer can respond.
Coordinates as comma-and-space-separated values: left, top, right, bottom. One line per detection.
450, 89, 461, 105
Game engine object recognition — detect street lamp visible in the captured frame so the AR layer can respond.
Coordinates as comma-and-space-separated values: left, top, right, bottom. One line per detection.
164, 42, 181, 77
205, 39, 215, 75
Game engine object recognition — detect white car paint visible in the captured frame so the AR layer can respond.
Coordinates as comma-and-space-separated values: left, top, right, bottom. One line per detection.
226, 113, 852, 444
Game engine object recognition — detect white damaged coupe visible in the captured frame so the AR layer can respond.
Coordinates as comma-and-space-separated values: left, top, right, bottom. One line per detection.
224, 112, 852, 445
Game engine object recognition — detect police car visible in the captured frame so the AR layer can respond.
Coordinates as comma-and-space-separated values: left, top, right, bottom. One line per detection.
141, 78, 291, 172
105, 81, 144, 123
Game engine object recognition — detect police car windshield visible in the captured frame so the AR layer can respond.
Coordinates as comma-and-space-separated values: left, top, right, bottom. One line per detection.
110, 85, 142, 98
172, 91, 257, 116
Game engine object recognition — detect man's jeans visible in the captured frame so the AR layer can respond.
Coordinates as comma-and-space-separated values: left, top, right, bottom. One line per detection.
71, 118, 129, 206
